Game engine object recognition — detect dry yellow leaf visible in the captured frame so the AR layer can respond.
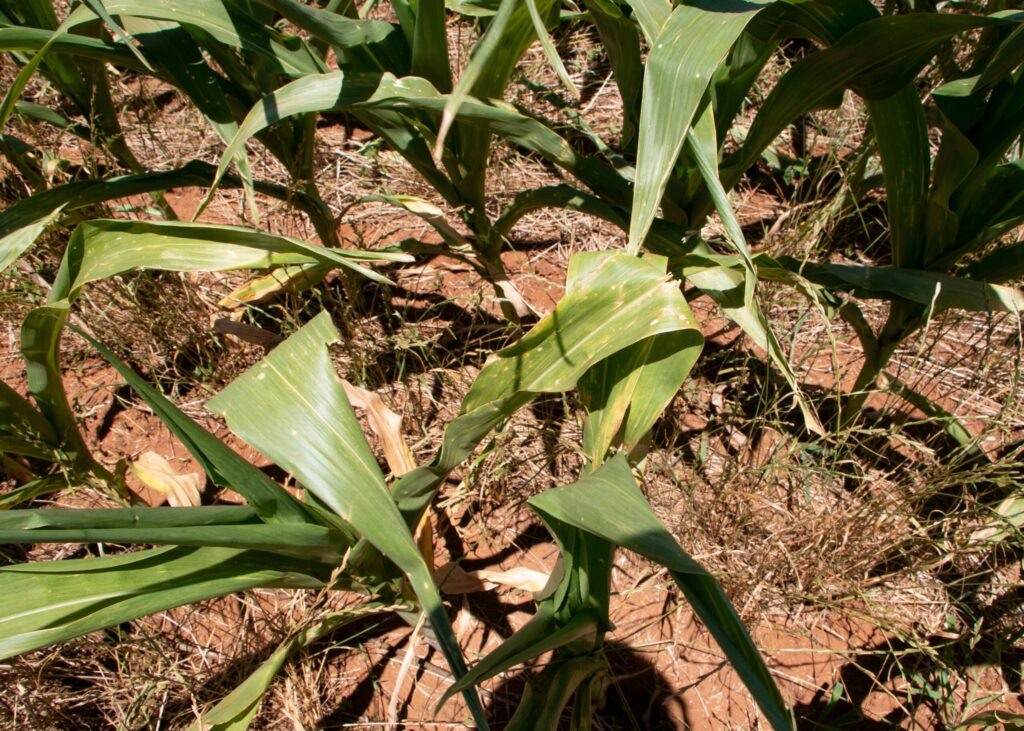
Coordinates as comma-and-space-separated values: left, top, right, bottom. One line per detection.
129, 451, 203, 507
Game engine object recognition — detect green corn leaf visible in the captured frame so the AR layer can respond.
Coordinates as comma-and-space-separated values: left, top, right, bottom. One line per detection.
192, 632, 300, 731
962, 242, 1024, 285
0, 26, 148, 73
411, 0, 452, 92
21, 217, 401, 502
0, 545, 328, 660
627, 0, 672, 44
925, 116, 978, 264
63, 0, 324, 78
0, 377, 57, 449
77, 0, 153, 71
686, 101, 756, 304
13, 100, 90, 138
205, 312, 488, 728
580, 0, 642, 147
47, 220, 397, 303
0, 10, 79, 127
204, 70, 382, 213
504, 656, 608, 731
783, 260, 1024, 314
20, 308, 93, 470
529, 454, 794, 731
628, 0, 769, 254
206, 314, 390, 535
0, 505, 257, 530
0, 475, 71, 511
441, 606, 600, 705
866, 87, 930, 269
526, 0, 579, 98
494, 188, 822, 435
721, 12, 1014, 196
434, 0, 557, 154
955, 161, 1024, 255
575, 251, 703, 465
0, 161, 353, 274
749, 0, 876, 46
0, 522, 342, 562
977, 23, 1024, 90
390, 251, 696, 525
0, 165, 206, 274
189, 602, 387, 731
709, 30, 777, 144
463, 253, 692, 409
211, 71, 630, 222
580, 329, 702, 465
249, 0, 408, 74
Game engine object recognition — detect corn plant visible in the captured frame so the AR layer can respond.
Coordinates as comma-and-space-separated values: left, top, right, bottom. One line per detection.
4, 0, 1022, 728
0, 220, 792, 726
744, 3, 1024, 430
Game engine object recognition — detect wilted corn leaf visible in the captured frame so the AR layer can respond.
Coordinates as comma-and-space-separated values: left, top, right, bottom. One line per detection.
341, 380, 416, 477
205, 312, 487, 727
435, 562, 550, 594
529, 454, 794, 731
130, 451, 203, 507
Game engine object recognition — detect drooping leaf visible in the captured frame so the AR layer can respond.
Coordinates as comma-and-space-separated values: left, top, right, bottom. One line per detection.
781, 260, 1024, 314
529, 455, 794, 731
205, 312, 488, 727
